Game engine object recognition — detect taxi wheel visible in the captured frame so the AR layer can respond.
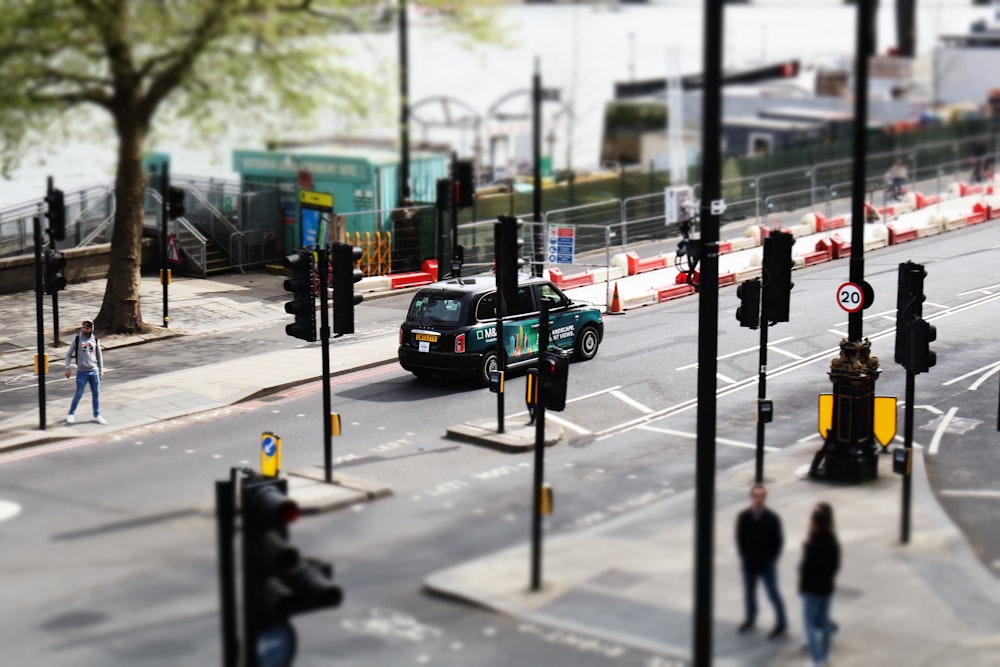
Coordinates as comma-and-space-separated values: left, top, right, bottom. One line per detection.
478, 351, 499, 387
573, 325, 600, 361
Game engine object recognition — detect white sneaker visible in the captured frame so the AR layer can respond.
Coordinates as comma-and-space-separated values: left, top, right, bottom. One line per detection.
65, 414, 75, 424
93, 415, 107, 425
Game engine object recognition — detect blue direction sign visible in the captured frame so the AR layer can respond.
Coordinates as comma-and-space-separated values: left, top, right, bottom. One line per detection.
547, 226, 575, 264
261, 431, 281, 477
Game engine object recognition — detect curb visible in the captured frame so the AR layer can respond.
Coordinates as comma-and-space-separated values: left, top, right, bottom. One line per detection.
445, 418, 564, 452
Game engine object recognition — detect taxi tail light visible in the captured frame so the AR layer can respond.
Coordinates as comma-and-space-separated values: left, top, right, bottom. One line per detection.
399, 328, 403, 345
454, 333, 466, 353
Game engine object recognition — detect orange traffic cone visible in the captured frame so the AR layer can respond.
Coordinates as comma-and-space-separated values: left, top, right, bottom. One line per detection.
608, 282, 624, 315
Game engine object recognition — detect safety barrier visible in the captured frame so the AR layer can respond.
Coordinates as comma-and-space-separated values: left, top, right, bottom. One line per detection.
625, 251, 670, 275
348, 231, 393, 278
548, 267, 595, 289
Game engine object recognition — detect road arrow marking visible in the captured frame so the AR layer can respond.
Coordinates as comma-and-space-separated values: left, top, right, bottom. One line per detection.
927, 407, 958, 456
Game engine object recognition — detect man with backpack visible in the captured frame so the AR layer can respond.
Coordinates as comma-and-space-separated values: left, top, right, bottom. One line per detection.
64, 319, 106, 424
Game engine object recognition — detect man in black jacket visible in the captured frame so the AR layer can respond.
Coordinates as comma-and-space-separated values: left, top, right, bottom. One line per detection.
735, 484, 788, 638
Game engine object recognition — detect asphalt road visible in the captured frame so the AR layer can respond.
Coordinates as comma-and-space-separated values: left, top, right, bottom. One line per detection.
0, 222, 997, 665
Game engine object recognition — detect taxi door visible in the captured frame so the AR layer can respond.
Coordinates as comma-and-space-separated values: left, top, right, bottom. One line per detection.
535, 282, 577, 353
502, 285, 539, 364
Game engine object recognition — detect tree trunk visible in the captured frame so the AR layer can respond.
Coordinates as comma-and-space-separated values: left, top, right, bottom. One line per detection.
94, 114, 150, 335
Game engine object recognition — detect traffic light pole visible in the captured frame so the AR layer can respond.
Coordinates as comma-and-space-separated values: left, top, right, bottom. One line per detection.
160, 164, 170, 328
450, 154, 460, 279
693, 0, 724, 662
901, 369, 915, 544
46, 177, 62, 347
755, 317, 769, 483
530, 302, 549, 592
531, 61, 544, 278
494, 228, 506, 435
33, 217, 47, 431
319, 243, 334, 483
215, 476, 239, 667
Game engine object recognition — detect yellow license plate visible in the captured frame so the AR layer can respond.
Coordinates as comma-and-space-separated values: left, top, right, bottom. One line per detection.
414, 333, 438, 343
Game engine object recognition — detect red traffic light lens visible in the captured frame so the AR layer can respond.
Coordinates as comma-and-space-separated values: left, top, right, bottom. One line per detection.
278, 500, 300, 524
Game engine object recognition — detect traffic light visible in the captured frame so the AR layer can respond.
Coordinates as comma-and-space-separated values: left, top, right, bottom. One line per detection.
736, 278, 761, 329
496, 215, 524, 305
894, 261, 926, 368
44, 249, 67, 294
45, 188, 66, 241
537, 349, 569, 411
282, 249, 316, 341
909, 317, 937, 374
167, 185, 186, 220
241, 477, 342, 667
436, 177, 453, 212
762, 231, 794, 324
331, 242, 363, 336
455, 159, 475, 208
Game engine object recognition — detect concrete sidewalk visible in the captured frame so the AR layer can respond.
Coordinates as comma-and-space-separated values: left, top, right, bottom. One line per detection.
425, 441, 1000, 666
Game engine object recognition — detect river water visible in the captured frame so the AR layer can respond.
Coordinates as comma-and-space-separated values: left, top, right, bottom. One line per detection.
0, 0, 990, 208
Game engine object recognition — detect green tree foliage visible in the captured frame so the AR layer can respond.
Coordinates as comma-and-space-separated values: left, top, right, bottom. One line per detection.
0, 0, 496, 333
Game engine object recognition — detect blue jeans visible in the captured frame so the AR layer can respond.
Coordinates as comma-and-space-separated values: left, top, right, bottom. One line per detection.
801, 592, 832, 663
69, 370, 101, 417
741, 561, 787, 628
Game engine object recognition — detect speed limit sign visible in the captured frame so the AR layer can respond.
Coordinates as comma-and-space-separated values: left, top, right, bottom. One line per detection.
837, 282, 864, 313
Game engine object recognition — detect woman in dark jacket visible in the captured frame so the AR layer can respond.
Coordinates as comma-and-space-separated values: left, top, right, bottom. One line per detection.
799, 505, 840, 667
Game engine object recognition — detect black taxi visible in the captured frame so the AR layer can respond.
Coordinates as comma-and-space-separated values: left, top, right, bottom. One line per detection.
398, 276, 604, 385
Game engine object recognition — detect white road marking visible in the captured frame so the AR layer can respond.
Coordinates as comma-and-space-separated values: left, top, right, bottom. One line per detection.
566, 385, 623, 403
546, 413, 592, 435
939, 490, 1000, 499
958, 283, 1000, 296
927, 407, 957, 456
609, 389, 654, 413
768, 346, 803, 360
716, 373, 738, 385
676, 337, 796, 370
942, 360, 1000, 387
0, 500, 22, 523
638, 425, 779, 451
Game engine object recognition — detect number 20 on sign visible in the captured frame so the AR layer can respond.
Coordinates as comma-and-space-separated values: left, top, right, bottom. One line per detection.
836, 282, 864, 313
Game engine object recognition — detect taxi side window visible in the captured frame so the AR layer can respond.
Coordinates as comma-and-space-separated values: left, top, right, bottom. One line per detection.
537, 284, 566, 309
506, 286, 535, 316
475, 293, 497, 321
477, 288, 535, 318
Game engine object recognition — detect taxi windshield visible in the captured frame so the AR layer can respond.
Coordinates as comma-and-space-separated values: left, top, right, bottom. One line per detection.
407, 291, 466, 324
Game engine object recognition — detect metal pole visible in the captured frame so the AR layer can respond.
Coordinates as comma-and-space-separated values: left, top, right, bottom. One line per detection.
532, 60, 544, 278
901, 370, 914, 544
755, 318, 769, 483
215, 479, 238, 667
494, 227, 505, 434
51, 276, 60, 348
530, 301, 549, 592
33, 217, 47, 431
47, 176, 61, 347
450, 154, 459, 278
161, 163, 170, 328
398, 0, 411, 203
693, 0, 725, 661
848, 0, 874, 344
319, 243, 333, 483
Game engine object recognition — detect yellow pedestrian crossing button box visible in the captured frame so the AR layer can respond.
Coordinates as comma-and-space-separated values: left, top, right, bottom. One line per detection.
260, 431, 281, 477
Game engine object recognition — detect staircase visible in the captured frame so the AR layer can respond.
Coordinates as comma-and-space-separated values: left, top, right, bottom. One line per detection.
174, 223, 237, 276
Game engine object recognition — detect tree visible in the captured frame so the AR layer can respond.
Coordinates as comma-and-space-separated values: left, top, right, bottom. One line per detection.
0, 0, 494, 333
